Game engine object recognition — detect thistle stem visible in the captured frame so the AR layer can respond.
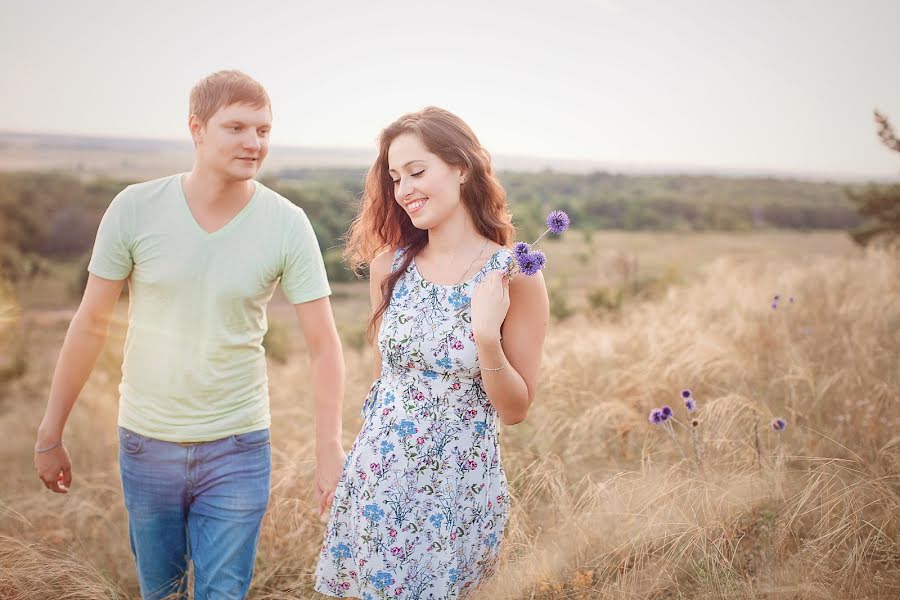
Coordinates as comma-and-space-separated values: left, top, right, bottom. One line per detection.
663, 421, 691, 465
531, 228, 551, 246
774, 432, 783, 470
669, 416, 691, 433
690, 426, 705, 476
753, 415, 762, 472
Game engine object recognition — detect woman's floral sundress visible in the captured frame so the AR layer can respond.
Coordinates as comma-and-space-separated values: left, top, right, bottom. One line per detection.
315, 246, 515, 600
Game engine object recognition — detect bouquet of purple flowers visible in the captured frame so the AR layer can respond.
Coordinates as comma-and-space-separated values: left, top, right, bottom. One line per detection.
509, 210, 570, 277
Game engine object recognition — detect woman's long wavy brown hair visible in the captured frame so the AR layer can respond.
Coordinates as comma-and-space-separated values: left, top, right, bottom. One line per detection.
343, 107, 516, 340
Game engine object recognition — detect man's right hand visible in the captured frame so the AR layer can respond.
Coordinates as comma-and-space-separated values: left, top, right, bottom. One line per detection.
34, 444, 73, 493
32, 275, 126, 496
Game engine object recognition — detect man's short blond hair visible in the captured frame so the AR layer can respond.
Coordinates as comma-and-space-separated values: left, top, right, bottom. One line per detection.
189, 70, 271, 125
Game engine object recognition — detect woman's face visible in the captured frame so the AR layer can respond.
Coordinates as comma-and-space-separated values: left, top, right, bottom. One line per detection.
387, 132, 466, 230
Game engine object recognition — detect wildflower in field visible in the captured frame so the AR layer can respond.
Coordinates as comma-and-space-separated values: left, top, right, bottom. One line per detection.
650, 391, 704, 473
649, 405, 674, 424
771, 417, 787, 469
772, 294, 795, 309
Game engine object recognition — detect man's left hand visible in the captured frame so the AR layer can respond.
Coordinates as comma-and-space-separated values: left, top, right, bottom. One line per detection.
315, 442, 346, 521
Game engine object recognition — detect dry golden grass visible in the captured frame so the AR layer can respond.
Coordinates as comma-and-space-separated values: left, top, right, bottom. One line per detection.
1, 233, 898, 599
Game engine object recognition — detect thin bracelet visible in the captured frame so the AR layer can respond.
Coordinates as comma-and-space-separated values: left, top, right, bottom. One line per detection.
35, 440, 63, 453
482, 364, 506, 372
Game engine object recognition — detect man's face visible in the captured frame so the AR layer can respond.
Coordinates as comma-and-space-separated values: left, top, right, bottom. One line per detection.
192, 103, 272, 181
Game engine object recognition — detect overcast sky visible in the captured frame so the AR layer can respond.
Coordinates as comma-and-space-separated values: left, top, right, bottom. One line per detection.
2, 0, 899, 179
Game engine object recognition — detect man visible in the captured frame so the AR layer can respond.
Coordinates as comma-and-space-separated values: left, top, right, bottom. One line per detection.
33, 70, 346, 599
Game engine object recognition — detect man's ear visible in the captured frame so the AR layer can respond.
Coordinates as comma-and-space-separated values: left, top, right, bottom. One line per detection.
188, 114, 204, 146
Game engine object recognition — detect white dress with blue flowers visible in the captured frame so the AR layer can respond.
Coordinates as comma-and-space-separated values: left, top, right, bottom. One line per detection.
315, 247, 514, 600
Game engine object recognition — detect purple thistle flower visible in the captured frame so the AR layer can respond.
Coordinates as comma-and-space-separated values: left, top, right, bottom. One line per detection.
517, 251, 544, 276
771, 418, 787, 432
546, 210, 570, 235
660, 405, 673, 420
681, 389, 692, 399
789, 296, 794, 303
771, 303, 777, 309
513, 241, 531, 258
648, 409, 664, 424
517, 253, 538, 275
685, 398, 696, 412
773, 295, 780, 301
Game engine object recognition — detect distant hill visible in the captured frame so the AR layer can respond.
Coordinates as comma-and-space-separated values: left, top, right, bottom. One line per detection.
0, 131, 374, 179
1, 130, 892, 183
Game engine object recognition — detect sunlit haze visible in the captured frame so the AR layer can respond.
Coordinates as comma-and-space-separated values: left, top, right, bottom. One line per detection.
2, 0, 899, 180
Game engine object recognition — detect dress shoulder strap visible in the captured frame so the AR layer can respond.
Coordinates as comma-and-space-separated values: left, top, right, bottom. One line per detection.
472, 247, 515, 285
390, 246, 409, 274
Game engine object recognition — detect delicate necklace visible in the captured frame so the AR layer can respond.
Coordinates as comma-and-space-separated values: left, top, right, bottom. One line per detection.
454, 238, 490, 286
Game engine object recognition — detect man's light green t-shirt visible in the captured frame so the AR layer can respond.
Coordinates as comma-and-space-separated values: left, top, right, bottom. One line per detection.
88, 174, 331, 442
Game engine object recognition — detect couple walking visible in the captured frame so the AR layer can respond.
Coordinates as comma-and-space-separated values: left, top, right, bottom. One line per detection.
33, 70, 549, 600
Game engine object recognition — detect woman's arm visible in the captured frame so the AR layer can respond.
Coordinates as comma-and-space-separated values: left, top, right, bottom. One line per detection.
472, 270, 549, 425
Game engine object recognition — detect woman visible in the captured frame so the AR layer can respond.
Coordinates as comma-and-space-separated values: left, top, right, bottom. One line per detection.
315, 107, 549, 599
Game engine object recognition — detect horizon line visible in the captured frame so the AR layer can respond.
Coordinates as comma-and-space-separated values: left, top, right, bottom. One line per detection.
1, 128, 897, 185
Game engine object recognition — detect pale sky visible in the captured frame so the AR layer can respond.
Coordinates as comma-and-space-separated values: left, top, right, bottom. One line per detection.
2, 0, 899, 180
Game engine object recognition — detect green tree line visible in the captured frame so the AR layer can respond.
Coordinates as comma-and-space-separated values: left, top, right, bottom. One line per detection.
847, 110, 900, 247
0, 168, 868, 284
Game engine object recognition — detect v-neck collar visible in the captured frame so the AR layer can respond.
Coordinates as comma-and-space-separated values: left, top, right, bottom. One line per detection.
177, 173, 261, 238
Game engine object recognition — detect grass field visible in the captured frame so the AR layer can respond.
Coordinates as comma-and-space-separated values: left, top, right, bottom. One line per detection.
2, 231, 899, 599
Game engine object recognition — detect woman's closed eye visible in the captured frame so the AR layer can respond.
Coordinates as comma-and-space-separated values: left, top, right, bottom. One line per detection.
392, 170, 425, 184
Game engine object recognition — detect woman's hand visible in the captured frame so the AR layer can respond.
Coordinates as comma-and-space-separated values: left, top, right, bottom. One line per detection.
471, 271, 510, 341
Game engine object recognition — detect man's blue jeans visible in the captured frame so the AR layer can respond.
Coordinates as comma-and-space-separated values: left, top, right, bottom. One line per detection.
118, 426, 271, 600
